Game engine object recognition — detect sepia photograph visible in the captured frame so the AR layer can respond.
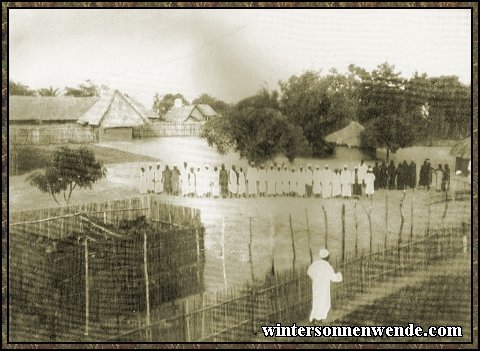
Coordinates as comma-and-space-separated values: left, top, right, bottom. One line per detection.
4, 4, 476, 346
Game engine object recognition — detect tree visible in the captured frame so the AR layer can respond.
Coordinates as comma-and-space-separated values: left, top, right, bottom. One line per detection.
64, 80, 100, 97
9, 80, 36, 96
360, 114, 415, 162
203, 89, 311, 163
152, 93, 189, 119
28, 146, 106, 206
37, 86, 60, 97
192, 93, 230, 115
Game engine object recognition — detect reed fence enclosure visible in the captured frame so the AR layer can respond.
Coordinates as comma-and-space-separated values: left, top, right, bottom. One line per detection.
110, 190, 471, 342
9, 196, 206, 342
133, 122, 204, 138
10, 124, 98, 145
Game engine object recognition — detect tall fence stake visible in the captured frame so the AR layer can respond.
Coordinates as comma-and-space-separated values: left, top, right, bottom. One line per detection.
305, 209, 313, 263
354, 200, 359, 257
341, 204, 346, 264
84, 237, 89, 337
143, 231, 151, 326
270, 216, 276, 275
222, 217, 228, 288
289, 214, 296, 270
385, 194, 388, 249
322, 205, 328, 250
249, 217, 255, 282
410, 188, 415, 242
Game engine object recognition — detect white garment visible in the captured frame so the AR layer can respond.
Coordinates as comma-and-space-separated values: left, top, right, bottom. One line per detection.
180, 167, 189, 195
246, 167, 257, 195
146, 168, 155, 192
211, 170, 220, 197
305, 169, 313, 187
297, 170, 306, 196
139, 171, 147, 194
229, 169, 238, 194
237, 171, 246, 195
195, 170, 203, 196
282, 170, 290, 194
332, 173, 341, 197
321, 169, 333, 198
365, 173, 376, 195
358, 163, 368, 184
266, 169, 276, 195
307, 259, 342, 321
340, 170, 352, 197
290, 171, 297, 194
188, 171, 196, 194
258, 169, 267, 193
313, 170, 322, 195
154, 168, 163, 193
275, 169, 283, 195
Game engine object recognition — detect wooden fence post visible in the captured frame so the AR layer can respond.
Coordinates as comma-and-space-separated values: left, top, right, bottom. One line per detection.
305, 209, 313, 264
84, 237, 90, 337
289, 214, 296, 271
185, 299, 191, 342
143, 231, 151, 327
222, 217, 228, 288
385, 194, 388, 249
354, 201, 359, 258
341, 204, 346, 264
249, 217, 255, 282
410, 188, 415, 242
270, 216, 276, 275
322, 205, 328, 250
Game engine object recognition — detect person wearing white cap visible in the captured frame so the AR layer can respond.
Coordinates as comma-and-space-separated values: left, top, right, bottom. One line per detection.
290, 167, 298, 196
139, 167, 148, 194
321, 165, 333, 199
258, 164, 267, 197
297, 164, 306, 197
180, 162, 189, 197
229, 165, 238, 198
307, 249, 343, 323
146, 164, 155, 193
305, 164, 313, 197
246, 162, 258, 197
203, 164, 211, 197
188, 166, 196, 197
154, 163, 163, 194
237, 166, 246, 197
340, 165, 352, 198
266, 164, 276, 197
211, 166, 220, 198
313, 165, 322, 198
195, 166, 203, 197
275, 165, 283, 196
332, 169, 341, 198
282, 165, 290, 195
365, 166, 376, 198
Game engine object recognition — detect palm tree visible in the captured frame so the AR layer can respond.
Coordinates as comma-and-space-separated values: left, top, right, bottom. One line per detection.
38, 86, 60, 97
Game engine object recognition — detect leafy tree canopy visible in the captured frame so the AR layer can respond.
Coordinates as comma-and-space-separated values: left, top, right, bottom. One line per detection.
9, 80, 36, 96
192, 93, 231, 115
152, 93, 189, 119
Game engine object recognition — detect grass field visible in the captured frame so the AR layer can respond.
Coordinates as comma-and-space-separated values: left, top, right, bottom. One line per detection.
9, 137, 471, 292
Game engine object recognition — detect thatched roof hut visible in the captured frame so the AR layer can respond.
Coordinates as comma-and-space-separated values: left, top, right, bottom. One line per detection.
450, 137, 471, 158
164, 104, 218, 123
77, 90, 152, 128
324, 121, 365, 148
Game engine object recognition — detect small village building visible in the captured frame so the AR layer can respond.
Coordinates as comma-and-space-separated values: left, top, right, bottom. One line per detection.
77, 89, 154, 142
324, 121, 375, 161
164, 104, 218, 123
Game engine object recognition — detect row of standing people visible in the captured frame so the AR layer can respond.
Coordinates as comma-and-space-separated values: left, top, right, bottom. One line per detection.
139, 162, 378, 198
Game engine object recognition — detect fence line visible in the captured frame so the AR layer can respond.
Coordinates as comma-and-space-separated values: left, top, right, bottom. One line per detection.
110, 223, 468, 342
133, 122, 204, 138
10, 124, 97, 145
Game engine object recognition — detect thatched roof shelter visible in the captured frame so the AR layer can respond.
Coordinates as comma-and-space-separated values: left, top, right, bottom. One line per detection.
77, 90, 152, 128
450, 137, 471, 158
324, 121, 365, 148
164, 104, 218, 123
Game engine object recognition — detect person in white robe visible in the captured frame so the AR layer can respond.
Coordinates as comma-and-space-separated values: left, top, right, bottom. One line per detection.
365, 167, 376, 197
307, 249, 342, 323
229, 165, 238, 198
331, 169, 342, 198
203, 164, 213, 197
313, 165, 322, 197
195, 167, 203, 197
282, 165, 290, 195
266, 164, 276, 196
246, 162, 258, 197
275, 166, 283, 196
237, 167, 246, 197
188, 167, 196, 196
257, 165, 267, 197
340, 165, 352, 198
211, 166, 220, 198
305, 164, 314, 197
321, 165, 333, 199
435, 164, 444, 192
358, 160, 368, 187
290, 167, 298, 196
146, 164, 155, 193
297, 165, 306, 197
139, 167, 148, 194
154, 164, 163, 194
181, 162, 189, 196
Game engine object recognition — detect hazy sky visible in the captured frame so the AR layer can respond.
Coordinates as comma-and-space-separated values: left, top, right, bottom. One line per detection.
9, 9, 471, 106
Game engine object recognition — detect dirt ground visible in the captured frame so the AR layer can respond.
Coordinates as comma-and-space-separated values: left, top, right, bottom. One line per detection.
9, 138, 471, 292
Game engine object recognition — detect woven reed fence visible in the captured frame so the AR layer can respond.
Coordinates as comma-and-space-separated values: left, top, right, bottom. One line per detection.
9, 196, 205, 342
10, 124, 98, 145
133, 122, 204, 138
111, 224, 468, 342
